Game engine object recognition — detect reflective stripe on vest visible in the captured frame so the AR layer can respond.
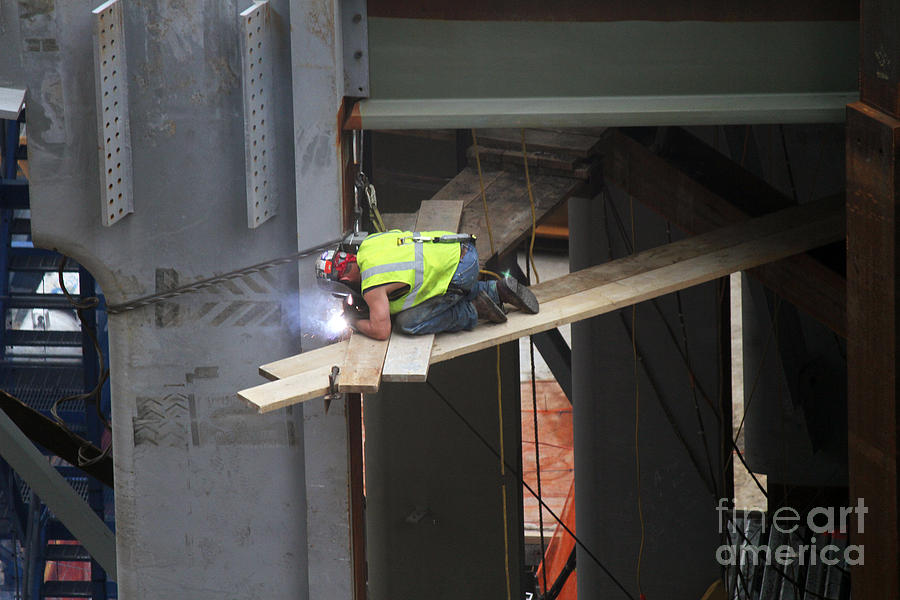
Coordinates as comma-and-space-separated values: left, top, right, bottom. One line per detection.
358, 230, 460, 314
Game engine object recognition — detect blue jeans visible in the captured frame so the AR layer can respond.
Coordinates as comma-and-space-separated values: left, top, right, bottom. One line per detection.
393, 242, 499, 335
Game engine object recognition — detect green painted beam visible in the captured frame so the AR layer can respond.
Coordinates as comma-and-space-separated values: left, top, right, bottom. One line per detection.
352, 92, 857, 129
356, 18, 858, 128
0, 409, 117, 577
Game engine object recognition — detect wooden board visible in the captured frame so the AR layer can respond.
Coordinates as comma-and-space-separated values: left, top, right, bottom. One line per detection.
259, 340, 347, 381
430, 166, 503, 204
381, 333, 435, 383
411, 199, 465, 231
602, 127, 847, 336
459, 170, 582, 264
381, 212, 417, 231
337, 334, 390, 393
475, 128, 602, 158
238, 197, 844, 412
381, 198, 465, 382
465, 145, 594, 180
0, 87, 25, 120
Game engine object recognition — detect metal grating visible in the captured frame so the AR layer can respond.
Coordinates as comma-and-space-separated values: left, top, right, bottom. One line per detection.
239, 1, 276, 228
726, 513, 852, 600
93, 0, 134, 226
0, 365, 86, 414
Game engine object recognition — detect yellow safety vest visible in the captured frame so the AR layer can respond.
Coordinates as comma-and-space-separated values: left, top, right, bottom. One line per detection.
359, 230, 461, 314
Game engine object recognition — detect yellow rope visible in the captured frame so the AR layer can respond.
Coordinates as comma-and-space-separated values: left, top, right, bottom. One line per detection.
472, 129, 510, 600
520, 129, 540, 284
471, 129, 496, 256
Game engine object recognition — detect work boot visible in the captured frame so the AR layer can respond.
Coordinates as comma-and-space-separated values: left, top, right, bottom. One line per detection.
496, 276, 540, 314
472, 290, 507, 323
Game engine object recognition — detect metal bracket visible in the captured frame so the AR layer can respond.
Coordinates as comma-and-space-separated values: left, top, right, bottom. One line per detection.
240, 1, 276, 228
93, 0, 134, 227
340, 0, 369, 97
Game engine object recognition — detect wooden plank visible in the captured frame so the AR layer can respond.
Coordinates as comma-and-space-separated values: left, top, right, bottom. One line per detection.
412, 199, 465, 231
465, 145, 593, 179
432, 201, 844, 364
0, 87, 25, 120
459, 170, 582, 264
475, 128, 602, 158
259, 340, 347, 381
238, 197, 844, 412
381, 212, 417, 231
381, 333, 434, 382
338, 334, 390, 393
602, 127, 847, 336
430, 166, 503, 204
381, 198, 465, 382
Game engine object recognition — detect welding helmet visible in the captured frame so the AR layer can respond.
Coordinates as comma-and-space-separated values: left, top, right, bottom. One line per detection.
315, 232, 368, 294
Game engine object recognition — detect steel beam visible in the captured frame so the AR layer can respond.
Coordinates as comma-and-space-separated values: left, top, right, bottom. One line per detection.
290, 0, 358, 598
0, 88, 25, 121
348, 93, 857, 130
846, 0, 900, 595
0, 406, 116, 577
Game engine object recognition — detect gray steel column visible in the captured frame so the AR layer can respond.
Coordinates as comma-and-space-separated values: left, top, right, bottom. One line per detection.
2, 1, 310, 598
570, 191, 724, 598
365, 347, 523, 600
288, 0, 355, 598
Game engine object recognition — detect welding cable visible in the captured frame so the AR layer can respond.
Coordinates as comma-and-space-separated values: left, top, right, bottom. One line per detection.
425, 380, 638, 600
471, 129, 496, 256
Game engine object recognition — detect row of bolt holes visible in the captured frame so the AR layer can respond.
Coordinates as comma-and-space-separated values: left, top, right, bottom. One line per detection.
249, 16, 269, 222
100, 16, 124, 219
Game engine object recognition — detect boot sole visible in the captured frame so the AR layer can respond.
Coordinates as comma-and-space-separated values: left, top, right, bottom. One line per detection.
499, 278, 539, 314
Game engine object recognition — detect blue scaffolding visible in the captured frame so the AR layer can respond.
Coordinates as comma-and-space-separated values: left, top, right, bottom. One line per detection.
1, 110, 116, 599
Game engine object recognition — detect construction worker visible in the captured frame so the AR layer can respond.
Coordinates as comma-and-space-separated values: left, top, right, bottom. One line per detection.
318, 230, 539, 340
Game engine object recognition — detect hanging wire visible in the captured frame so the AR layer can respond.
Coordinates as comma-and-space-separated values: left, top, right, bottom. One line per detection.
52, 257, 112, 467
525, 256, 549, 595
425, 379, 637, 600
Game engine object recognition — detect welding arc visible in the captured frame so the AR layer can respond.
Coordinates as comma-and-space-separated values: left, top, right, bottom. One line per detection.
106, 237, 343, 314
426, 380, 637, 600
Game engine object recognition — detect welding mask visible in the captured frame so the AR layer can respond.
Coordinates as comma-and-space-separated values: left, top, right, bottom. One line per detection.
315, 232, 368, 296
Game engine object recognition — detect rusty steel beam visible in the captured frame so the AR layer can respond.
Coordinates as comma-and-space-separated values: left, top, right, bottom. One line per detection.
860, 2, 900, 118
600, 127, 847, 337
846, 103, 900, 598
846, 0, 900, 595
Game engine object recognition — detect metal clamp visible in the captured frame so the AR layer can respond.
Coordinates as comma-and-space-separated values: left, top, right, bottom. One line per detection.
323, 365, 342, 413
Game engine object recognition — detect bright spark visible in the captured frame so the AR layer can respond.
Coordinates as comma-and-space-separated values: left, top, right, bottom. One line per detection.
326, 312, 349, 334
